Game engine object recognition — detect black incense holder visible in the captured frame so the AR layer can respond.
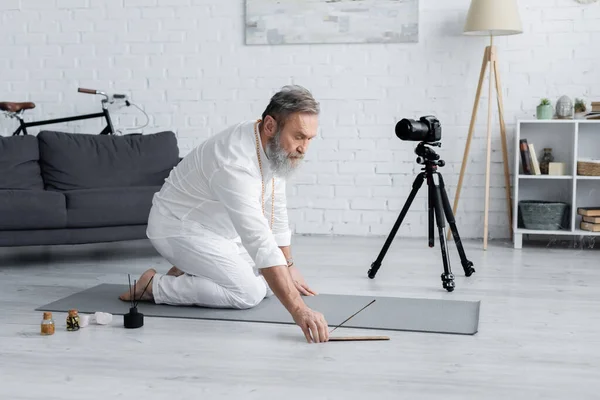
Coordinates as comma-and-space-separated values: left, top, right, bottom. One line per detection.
124, 274, 153, 329
124, 306, 144, 329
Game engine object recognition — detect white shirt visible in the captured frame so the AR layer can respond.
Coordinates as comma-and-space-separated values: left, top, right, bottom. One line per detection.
149, 120, 291, 270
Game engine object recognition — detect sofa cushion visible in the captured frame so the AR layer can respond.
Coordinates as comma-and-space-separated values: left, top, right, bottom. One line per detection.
0, 190, 67, 230
0, 135, 45, 190
64, 186, 160, 228
37, 130, 180, 191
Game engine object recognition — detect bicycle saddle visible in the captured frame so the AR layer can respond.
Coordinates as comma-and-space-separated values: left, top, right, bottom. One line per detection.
0, 102, 36, 112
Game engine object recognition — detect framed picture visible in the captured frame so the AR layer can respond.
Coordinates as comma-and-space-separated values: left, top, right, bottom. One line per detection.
245, 0, 419, 45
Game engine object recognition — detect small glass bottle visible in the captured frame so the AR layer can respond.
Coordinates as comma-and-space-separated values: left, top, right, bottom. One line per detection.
66, 309, 80, 331
41, 312, 55, 336
539, 148, 554, 175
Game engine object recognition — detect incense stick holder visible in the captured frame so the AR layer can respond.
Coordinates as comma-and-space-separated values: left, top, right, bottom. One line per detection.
123, 306, 143, 329
124, 273, 153, 329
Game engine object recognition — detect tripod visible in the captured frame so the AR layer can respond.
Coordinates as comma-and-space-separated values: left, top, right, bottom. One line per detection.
367, 141, 475, 292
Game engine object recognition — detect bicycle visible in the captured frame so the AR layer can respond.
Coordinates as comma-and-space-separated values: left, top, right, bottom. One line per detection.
0, 87, 148, 136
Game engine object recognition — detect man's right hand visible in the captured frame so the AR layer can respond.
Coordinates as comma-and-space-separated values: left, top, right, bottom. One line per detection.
260, 264, 329, 343
292, 306, 329, 343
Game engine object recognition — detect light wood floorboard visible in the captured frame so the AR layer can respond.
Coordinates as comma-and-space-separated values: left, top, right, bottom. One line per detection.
1, 236, 599, 399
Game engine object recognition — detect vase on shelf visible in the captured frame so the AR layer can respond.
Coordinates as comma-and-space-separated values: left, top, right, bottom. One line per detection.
536, 98, 553, 120
539, 148, 554, 175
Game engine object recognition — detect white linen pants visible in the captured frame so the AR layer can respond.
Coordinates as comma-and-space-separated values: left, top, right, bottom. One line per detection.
147, 206, 274, 309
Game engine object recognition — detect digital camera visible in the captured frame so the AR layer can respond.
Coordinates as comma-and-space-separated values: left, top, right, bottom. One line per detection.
395, 116, 441, 143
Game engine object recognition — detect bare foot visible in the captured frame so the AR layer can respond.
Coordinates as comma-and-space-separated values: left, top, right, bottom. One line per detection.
166, 266, 184, 277
119, 269, 156, 303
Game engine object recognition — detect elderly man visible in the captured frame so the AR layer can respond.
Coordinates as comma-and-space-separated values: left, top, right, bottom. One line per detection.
120, 85, 329, 343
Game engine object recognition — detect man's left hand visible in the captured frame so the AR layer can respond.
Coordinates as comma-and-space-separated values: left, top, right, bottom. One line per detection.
289, 266, 317, 296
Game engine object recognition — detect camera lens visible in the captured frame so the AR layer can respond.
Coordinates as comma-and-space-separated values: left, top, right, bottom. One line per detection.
395, 119, 406, 140
395, 119, 414, 140
396, 118, 429, 141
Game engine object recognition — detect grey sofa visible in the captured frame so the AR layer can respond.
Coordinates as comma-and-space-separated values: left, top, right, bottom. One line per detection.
0, 130, 180, 247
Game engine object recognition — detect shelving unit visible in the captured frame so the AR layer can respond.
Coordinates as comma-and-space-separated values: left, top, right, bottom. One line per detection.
513, 119, 600, 249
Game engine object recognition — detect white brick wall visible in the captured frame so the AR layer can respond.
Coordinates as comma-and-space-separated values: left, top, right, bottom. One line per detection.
2, 0, 599, 240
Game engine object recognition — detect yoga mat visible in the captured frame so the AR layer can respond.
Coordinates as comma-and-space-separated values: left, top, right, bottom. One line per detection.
36, 284, 480, 335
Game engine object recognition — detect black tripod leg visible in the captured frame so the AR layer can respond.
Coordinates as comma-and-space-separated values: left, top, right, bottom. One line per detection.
428, 177, 435, 248
368, 172, 426, 279
438, 174, 475, 277
429, 174, 455, 292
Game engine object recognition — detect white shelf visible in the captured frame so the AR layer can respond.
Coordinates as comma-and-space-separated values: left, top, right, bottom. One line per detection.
518, 174, 572, 179
516, 228, 600, 236
574, 229, 600, 235
519, 119, 579, 123
574, 120, 600, 124
513, 119, 600, 249
515, 228, 570, 235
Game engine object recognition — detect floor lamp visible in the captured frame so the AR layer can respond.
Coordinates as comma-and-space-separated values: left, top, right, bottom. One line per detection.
450, 0, 523, 250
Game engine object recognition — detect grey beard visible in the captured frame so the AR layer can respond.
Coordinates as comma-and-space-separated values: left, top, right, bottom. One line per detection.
265, 130, 303, 178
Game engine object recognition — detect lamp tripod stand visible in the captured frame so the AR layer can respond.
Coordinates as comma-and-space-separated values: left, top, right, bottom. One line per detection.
449, 35, 513, 249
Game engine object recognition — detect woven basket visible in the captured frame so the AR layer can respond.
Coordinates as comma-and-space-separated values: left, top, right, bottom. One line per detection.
577, 160, 600, 176
518, 201, 569, 230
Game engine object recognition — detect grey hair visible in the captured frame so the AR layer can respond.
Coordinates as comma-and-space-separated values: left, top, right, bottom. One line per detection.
261, 85, 320, 129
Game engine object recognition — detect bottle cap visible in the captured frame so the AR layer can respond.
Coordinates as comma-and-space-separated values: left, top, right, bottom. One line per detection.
68, 309, 78, 317
43, 312, 52, 320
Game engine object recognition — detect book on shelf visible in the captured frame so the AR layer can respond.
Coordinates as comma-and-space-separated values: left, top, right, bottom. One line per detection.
584, 102, 600, 118
579, 207, 600, 232
577, 207, 600, 217
580, 221, 600, 232
582, 215, 600, 223
519, 139, 541, 175
528, 143, 541, 175
583, 112, 600, 120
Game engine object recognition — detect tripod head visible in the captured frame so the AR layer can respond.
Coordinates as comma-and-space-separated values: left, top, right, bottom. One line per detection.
415, 141, 445, 168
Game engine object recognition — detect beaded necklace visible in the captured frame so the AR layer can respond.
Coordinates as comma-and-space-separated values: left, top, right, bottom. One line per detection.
254, 119, 275, 230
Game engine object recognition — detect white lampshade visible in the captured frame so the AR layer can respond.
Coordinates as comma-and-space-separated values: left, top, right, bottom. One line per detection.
464, 0, 523, 36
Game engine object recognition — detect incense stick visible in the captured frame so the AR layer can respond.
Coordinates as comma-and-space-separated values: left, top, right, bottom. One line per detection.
329, 299, 376, 334
128, 274, 133, 307
329, 336, 390, 341
134, 275, 154, 308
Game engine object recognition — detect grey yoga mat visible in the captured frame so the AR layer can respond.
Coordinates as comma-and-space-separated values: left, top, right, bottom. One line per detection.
36, 284, 480, 335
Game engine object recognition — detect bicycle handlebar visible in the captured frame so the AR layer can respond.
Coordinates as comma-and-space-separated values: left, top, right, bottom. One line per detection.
77, 88, 127, 103
78, 88, 97, 94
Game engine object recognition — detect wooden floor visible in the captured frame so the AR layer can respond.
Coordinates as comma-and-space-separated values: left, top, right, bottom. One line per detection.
1, 235, 599, 399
